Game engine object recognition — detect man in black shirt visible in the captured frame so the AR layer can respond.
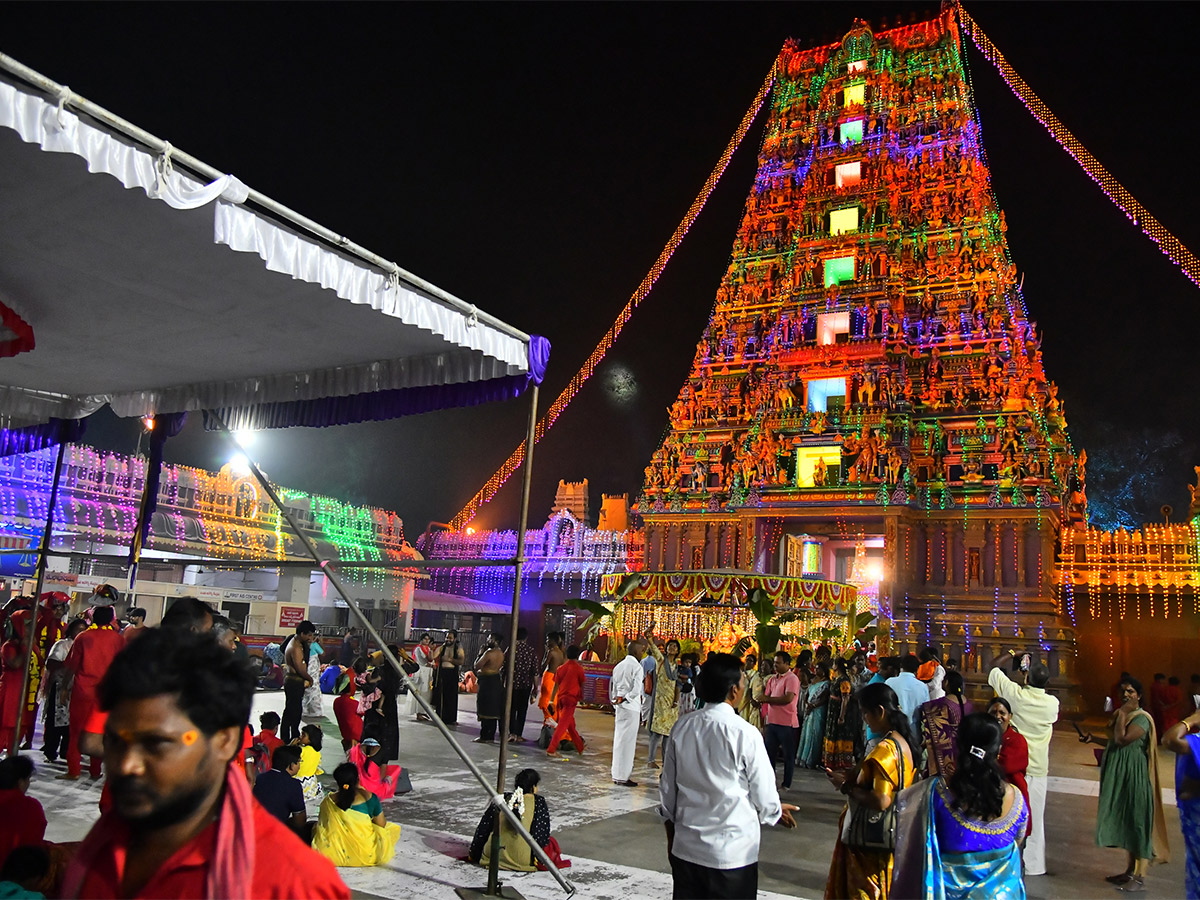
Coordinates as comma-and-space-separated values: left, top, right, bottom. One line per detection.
252, 744, 307, 837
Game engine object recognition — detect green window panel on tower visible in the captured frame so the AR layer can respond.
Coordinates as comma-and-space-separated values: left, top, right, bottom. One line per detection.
840, 119, 863, 144
824, 255, 856, 286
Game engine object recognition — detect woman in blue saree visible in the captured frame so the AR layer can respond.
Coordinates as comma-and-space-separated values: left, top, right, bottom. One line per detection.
892, 713, 1027, 900
797, 662, 831, 768
1163, 708, 1200, 900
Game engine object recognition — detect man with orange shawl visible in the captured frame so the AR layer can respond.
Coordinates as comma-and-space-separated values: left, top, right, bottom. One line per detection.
61, 626, 347, 899
538, 631, 565, 727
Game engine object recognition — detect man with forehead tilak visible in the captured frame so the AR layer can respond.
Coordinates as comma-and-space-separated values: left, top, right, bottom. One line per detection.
61, 627, 348, 899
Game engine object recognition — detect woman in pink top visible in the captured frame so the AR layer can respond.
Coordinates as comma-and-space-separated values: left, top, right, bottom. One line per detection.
349, 738, 404, 800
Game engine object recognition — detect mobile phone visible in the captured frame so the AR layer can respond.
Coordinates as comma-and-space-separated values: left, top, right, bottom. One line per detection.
1018, 653, 1031, 672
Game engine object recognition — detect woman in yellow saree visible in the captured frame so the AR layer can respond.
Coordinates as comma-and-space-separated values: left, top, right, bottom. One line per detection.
313, 762, 402, 867
825, 682, 917, 900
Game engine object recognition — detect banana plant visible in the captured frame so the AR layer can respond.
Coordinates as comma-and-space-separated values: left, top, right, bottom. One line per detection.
745, 586, 782, 661
564, 573, 643, 662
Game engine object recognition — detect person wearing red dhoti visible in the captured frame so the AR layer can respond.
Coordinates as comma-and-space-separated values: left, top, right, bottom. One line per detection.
547, 645, 587, 755
61, 606, 124, 779
0, 638, 25, 755
16, 594, 69, 748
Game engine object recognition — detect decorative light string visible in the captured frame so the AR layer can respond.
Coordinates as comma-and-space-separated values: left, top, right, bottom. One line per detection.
958, 6, 1200, 288
449, 57, 781, 531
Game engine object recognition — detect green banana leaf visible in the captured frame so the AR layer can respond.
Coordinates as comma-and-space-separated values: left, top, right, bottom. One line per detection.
746, 587, 776, 626
731, 635, 753, 659
564, 597, 613, 619
613, 573, 643, 601
755, 623, 782, 660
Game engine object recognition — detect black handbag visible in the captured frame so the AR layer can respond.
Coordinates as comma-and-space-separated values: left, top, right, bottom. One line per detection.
845, 738, 905, 851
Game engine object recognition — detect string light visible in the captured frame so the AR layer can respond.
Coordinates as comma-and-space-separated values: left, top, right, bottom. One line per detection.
449, 58, 781, 531
958, 7, 1200, 289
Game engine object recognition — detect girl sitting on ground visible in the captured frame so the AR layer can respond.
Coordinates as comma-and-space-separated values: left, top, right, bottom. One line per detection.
295, 723, 325, 801
312, 762, 401, 867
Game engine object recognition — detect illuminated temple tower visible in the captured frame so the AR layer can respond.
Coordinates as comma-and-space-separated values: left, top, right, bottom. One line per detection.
636, 10, 1085, 698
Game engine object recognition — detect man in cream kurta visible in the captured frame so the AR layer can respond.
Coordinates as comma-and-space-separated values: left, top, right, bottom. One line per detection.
610, 637, 647, 785
989, 658, 1059, 876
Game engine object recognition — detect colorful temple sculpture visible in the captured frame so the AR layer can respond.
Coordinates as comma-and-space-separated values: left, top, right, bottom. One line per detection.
636, 11, 1085, 700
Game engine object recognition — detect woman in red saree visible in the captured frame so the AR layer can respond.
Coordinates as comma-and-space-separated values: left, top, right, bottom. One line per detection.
988, 695, 1031, 838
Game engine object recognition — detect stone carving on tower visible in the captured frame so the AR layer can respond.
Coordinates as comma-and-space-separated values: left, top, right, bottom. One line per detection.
636, 9, 1082, 700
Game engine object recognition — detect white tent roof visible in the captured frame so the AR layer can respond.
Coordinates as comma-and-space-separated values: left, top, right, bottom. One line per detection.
0, 62, 534, 426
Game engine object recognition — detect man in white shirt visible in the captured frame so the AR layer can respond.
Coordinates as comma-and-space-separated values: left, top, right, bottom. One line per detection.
610, 636, 647, 786
886, 654, 930, 735
989, 656, 1059, 876
659, 652, 796, 899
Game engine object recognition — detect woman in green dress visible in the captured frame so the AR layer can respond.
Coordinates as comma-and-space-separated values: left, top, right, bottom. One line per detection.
1080, 675, 1170, 891
644, 638, 680, 767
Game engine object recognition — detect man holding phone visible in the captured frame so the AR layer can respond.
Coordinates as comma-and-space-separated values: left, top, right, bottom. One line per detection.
989, 651, 1059, 876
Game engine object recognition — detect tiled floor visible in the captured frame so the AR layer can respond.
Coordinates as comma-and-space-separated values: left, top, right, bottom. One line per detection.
23, 690, 1190, 899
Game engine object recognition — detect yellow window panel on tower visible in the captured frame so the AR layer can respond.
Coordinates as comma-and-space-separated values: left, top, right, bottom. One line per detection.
796, 445, 843, 487
843, 83, 865, 108
830, 207, 859, 236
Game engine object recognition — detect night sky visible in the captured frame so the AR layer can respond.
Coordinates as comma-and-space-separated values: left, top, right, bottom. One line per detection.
5, 3, 1198, 536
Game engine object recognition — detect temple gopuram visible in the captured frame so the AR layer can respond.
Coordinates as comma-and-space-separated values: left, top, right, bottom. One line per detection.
636, 10, 1085, 703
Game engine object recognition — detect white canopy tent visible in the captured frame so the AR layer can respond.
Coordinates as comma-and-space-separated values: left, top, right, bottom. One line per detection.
0, 52, 565, 895
0, 58, 537, 428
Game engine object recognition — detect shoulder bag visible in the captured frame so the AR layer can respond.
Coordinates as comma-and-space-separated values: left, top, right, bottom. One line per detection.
844, 737, 905, 851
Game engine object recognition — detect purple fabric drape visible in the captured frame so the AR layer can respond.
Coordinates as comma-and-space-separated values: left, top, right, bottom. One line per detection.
0, 418, 86, 457
205, 335, 550, 431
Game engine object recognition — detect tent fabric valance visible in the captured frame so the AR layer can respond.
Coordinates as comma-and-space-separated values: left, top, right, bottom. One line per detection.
0, 74, 540, 425
207, 335, 550, 431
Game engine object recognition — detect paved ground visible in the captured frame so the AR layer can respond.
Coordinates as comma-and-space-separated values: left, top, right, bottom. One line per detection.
25, 690, 1190, 899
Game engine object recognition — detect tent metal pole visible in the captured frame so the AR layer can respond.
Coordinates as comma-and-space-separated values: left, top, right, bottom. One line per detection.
14, 440, 66, 749
487, 384, 538, 895
206, 412, 572, 895
0, 53, 528, 346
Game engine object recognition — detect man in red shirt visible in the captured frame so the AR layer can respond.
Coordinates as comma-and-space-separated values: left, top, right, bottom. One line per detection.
547, 644, 587, 755
0, 755, 46, 869
61, 606, 125, 779
254, 711, 285, 759
62, 625, 348, 899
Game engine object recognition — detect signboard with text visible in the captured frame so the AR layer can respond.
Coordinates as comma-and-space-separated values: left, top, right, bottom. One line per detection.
579, 661, 614, 708
278, 605, 307, 628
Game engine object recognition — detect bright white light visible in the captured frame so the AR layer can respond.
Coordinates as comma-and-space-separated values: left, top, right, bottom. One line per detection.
229, 453, 251, 477
232, 429, 257, 448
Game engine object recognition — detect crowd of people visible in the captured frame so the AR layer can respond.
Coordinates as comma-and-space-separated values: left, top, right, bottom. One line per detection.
611, 628, 1199, 900
1, 593, 1198, 899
